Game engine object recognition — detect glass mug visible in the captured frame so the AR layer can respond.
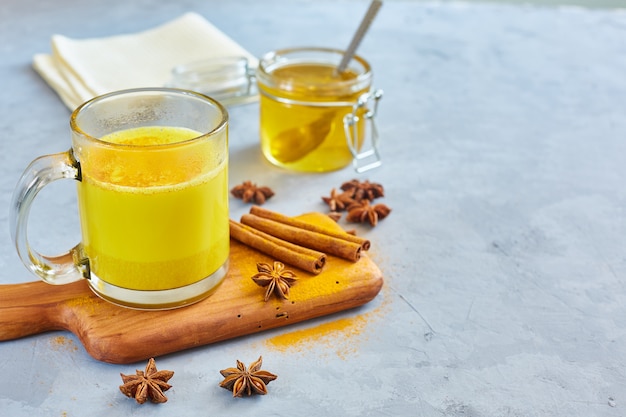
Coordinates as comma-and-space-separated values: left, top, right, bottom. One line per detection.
256, 47, 383, 173
10, 88, 230, 310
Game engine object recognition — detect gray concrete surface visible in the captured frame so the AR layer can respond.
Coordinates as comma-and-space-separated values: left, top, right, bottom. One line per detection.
1, 0, 625, 416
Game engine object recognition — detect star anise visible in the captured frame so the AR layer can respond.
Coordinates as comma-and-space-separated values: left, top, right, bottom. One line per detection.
251, 261, 297, 301
119, 358, 174, 404
321, 188, 356, 212
231, 181, 274, 204
328, 211, 342, 222
219, 356, 277, 397
346, 200, 391, 227
341, 179, 385, 202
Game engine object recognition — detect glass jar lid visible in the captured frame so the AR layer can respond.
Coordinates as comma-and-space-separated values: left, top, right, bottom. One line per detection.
166, 56, 257, 106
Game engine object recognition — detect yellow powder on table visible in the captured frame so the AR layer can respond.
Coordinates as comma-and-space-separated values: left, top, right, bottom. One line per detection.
50, 335, 79, 352
264, 283, 391, 359
265, 316, 367, 359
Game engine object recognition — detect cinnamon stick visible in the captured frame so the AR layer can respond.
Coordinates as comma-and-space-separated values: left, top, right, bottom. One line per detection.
229, 220, 326, 274
250, 206, 370, 251
240, 213, 362, 262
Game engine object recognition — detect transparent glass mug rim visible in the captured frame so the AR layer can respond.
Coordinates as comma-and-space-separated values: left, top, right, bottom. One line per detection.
70, 87, 229, 149
256, 46, 373, 92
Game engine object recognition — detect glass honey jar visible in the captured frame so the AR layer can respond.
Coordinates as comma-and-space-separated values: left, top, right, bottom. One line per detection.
256, 47, 383, 173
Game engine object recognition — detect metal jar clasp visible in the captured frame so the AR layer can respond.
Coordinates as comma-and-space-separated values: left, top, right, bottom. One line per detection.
343, 89, 383, 173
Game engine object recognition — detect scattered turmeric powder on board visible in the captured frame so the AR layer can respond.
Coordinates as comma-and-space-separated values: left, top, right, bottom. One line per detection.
63, 295, 99, 315
289, 272, 344, 301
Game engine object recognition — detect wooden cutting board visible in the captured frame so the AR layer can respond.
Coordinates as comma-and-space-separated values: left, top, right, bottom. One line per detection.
0, 213, 383, 364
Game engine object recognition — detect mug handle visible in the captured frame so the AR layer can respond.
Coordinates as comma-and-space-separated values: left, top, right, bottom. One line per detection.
10, 150, 86, 285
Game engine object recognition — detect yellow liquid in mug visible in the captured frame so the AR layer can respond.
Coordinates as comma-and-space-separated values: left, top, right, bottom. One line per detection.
259, 63, 368, 172
77, 126, 229, 291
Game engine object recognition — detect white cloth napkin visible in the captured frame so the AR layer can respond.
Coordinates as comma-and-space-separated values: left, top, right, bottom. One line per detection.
33, 12, 258, 110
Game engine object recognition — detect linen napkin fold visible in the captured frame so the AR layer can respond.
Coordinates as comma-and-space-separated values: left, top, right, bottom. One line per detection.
33, 12, 258, 110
